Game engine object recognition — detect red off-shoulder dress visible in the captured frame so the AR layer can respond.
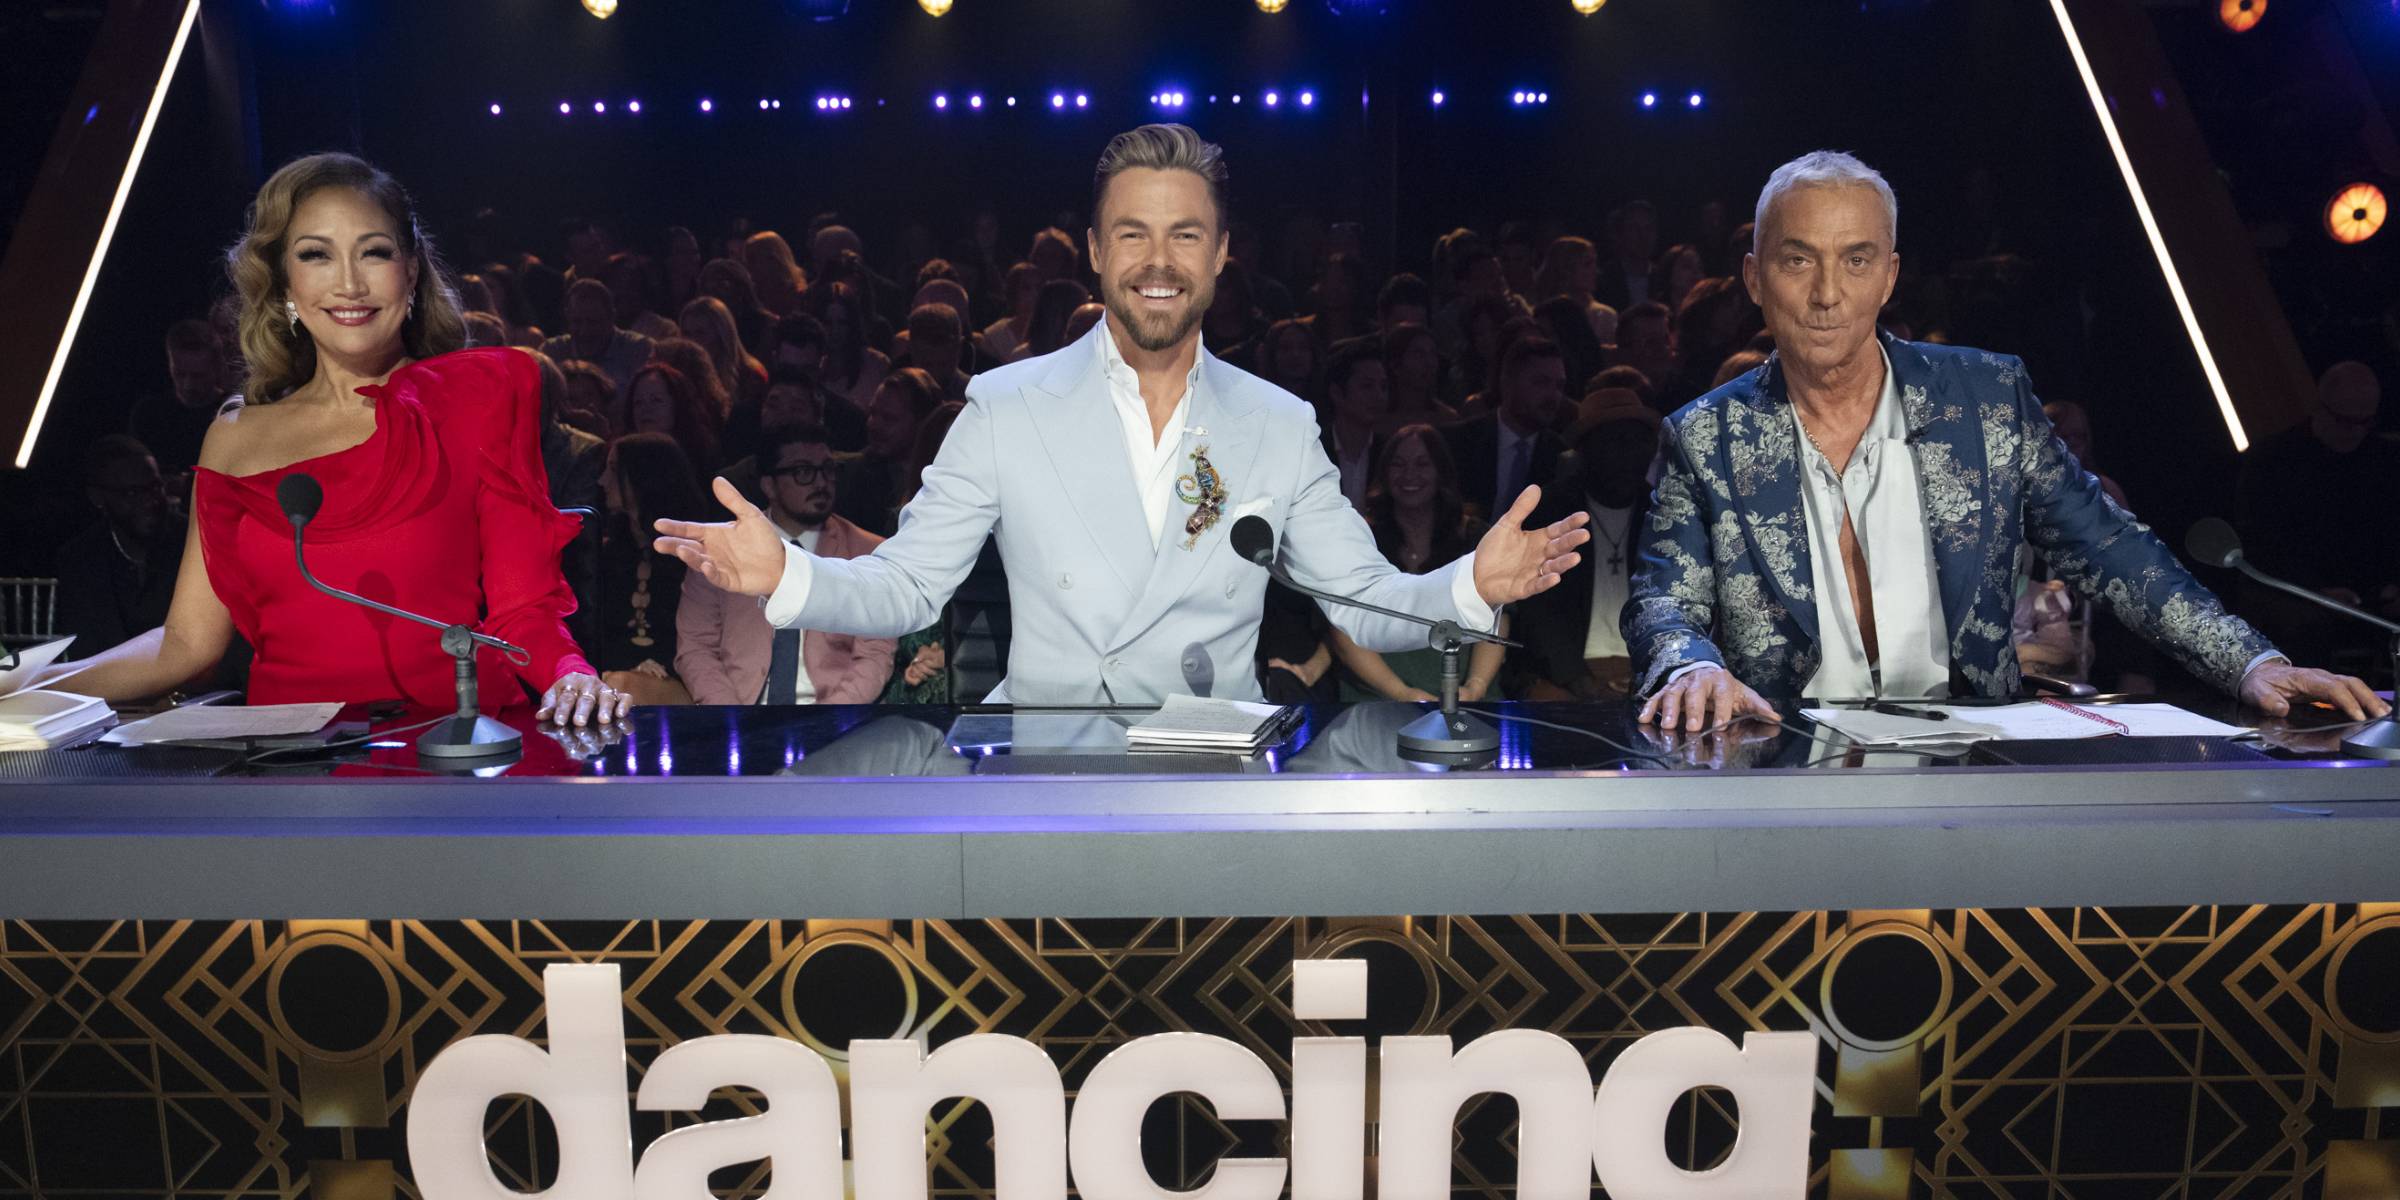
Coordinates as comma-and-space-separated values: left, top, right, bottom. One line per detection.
192, 348, 595, 709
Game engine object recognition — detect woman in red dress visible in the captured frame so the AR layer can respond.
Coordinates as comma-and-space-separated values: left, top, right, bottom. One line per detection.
52, 154, 629, 726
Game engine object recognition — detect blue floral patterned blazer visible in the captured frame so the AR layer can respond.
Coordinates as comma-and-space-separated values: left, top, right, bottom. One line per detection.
1622, 331, 2276, 699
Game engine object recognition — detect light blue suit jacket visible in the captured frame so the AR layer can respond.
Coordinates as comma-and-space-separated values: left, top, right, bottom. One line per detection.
775, 324, 1480, 703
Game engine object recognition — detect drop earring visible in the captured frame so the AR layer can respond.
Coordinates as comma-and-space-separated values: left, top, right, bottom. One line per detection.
284, 299, 298, 334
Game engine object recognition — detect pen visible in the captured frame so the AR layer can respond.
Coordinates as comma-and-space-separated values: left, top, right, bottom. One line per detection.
1869, 703, 1947, 721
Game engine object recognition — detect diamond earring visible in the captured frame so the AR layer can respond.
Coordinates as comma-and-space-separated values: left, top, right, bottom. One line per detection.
284, 299, 298, 333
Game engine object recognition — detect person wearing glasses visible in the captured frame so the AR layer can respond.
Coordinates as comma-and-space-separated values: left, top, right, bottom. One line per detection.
675, 423, 896, 706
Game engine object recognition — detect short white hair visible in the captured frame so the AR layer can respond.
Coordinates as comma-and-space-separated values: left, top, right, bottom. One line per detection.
1753, 150, 1897, 251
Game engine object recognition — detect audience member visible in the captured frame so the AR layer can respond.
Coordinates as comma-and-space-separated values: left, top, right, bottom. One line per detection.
1329, 424, 1506, 701
606, 251, 678, 342
680, 296, 769, 415
1256, 318, 1322, 404
595, 432, 705, 705
558, 360, 617, 436
677, 422, 896, 705
1319, 338, 1390, 512
130, 320, 237, 476
1532, 295, 1607, 396
1596, 200, 1659, 310
2234, 361, 2399, 665
1382, 323, 1453, 428
1062, 301, 1107, 345
661, 225, 705, 314
983, 262, 1042, 363
1611, 300, 1678, 401
1301, 253, 1373, 346
648, 338, 733, 426
1024, 279, 1095, 359
1204, 259, 1271, 363
541, 278, 655, 406
1534, 236, 1619, 346
621, 362, 723, 480
55, 436, 183, 660
698, 257, 775, 352
743, 231, 810, 316
529, 350, 607, 654
816, 285, 893, 417
1443, 334, 1568, 521
1375, 273, 1433, 332
838, 367, 945, 536
902, 303, 973, 403
1507, 389, 1660, 698
1651, 243, 1706, 314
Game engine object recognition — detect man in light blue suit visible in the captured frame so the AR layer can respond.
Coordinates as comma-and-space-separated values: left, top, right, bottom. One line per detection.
655, 125, 1591, 703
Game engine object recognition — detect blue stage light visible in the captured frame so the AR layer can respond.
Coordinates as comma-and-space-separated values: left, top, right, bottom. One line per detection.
1641, 91, 1658, 108
627, 99, 641, 114
1298, 90, 1315, 107
558, 101, 571, 115
791, 0, 851, 19
1075, 93, 1089, 108
488, 103, 502, 116
1264, 90, 1280, 107
1232, 94, 1243, 104
593, 101, 606, 113
699, 98, 713, 113
1051, 92, 1066, 109
1430, 90, 1444, 107
934, 94, 949, 110
969, 94, 983, 109
1687, 91, 1704, 108
1006, 96, 1017, 107
1536, 92, 1549, 103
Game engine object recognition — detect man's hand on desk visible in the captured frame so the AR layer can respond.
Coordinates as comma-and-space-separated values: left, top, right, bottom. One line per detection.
1637, 664, 1782, 731
652, 478, 789, 598
1472, 486, 1592, 607
2237, 661, 2390, 722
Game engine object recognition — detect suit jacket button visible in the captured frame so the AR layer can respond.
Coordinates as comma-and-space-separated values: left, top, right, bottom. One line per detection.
1057, 573, 1073, 589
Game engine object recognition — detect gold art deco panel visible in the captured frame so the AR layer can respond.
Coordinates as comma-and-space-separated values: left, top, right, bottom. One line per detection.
2, 905, 2397, 1197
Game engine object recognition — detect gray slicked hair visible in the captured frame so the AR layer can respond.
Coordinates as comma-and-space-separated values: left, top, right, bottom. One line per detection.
1092, 123, 1229, 229
1753, 150, 1897, 250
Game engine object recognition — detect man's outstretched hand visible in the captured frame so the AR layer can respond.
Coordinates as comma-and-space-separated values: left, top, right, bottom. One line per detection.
1472, 486, 1592, 607
2239, 660, 2390, 722
1637, 664, 1783, 731
653, 477, 789, 598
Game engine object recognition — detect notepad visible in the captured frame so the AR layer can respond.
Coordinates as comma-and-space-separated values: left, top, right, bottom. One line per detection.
0, 638, 115, 750
100, 702, 342, 747
1802, 701, 2248, 748
1124, 695, 1298, 752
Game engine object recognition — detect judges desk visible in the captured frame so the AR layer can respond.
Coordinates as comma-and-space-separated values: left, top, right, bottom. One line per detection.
3, 698, 2398, 1197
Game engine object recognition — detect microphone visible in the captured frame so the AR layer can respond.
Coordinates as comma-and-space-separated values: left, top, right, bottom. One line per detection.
1232, 514, 1513, 762
2183, 516, 2399, 760
279, 471, 526, 764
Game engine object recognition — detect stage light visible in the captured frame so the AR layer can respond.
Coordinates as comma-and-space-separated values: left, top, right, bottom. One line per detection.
918, 0, 952, 14
627, 99, 641, 113
593, 101, 606, 114
699, 98, 713, 112
2219, 0, 2264, 32
1537, 92, 1549, 103
969, 94, 983, 109
1257, 0, 1288, 10
1686, 91, 1702, 108
20, 0, 198, 468
1298, 90, 1315, 107
1075, 93, 1089, 108
791, 0, 851, 20
1572, 0, 1606, 12
1264, 90, 1280, 107
1232, 94, 1243, 104
488, 103, 502, 116
837, 97, 848, 109
1431, 90, 1444, 106
559, 101, 571, 115
1512, 91, 1526, 106
934, 94, 949, 110
1006, 96, 1017, 106
776, 99, 786, 109
1051, 92, 1066, 109
2326, 183, 2387, 245
1641, 90, 1657, 108
2050, 0, 2247, 451
582, 0, 616, 18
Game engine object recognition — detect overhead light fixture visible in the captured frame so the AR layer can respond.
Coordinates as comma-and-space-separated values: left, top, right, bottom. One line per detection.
2218, 0, 2263, 33
1572, 0, 1606, 12
582, 0, 617, 18
919, 0, 952, 14
19, 0, 201, 469
2049, 0, 2248, 451
2326, 183, 2387, 245
1257, 0, 1289, 11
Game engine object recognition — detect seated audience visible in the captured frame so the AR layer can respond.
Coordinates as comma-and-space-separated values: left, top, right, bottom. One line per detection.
1382, 323, 1453, 429
1023, 279, 1094, 360
1329, 424, 1506, 701
1441, 335, 1569, 522
131, 319, 238, 479
1319, 338, 1390, 512
680, 296, 769, 415
902, 303, 973, 403
621, 362, 723, 481
56, 436, 183, 660
677, 423, 896, 705
1609, 300, 1678, 405
983, 262, 1042, 363
698, 257, 775, 353
839, 367, 945, 536
529, 351, 607, 654
541, 278, 655, 407
1506, 389, 1660, 698
595, 433, 705, 705
2235, 361, 2398, 667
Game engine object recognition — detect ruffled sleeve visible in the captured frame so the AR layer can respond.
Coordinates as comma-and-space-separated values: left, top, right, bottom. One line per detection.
457, 348, 597, 691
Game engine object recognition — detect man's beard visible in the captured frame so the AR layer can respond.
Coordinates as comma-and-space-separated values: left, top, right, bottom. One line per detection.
1106, 272, 1212, 353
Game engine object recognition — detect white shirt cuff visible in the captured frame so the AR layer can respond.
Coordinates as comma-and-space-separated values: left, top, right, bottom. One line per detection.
1449, 552, 1496, 632
2239, 650, 2288, 682
758, 540, 815, 628
1666, 662, 1716, 686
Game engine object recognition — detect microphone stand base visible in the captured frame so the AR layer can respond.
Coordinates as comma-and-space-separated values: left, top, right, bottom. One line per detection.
416, 714, 524, 764
1397, 707, 1500, 766
2340, 717, 2400, 761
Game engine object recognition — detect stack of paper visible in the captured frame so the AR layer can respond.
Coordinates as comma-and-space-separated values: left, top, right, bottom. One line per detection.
101, 702, 342, 747
1802, 701, 2248, 748
0, 638, 113, 750
1124, 695, 1298, 753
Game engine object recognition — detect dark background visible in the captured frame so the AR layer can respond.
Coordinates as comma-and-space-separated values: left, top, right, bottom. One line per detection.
3, 0, 2395, 579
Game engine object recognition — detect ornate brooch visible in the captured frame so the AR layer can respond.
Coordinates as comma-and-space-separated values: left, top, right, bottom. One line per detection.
1175, 445, 1227, 551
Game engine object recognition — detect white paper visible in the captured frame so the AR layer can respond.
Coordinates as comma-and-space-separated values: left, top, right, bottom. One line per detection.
1126, 695, 1293, 747
0, 637, 75, 700
101, 702, 341, 746
1803, 701, 2249, 748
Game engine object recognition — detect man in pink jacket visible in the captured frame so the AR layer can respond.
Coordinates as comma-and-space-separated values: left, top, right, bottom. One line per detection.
678, 423, 897, 704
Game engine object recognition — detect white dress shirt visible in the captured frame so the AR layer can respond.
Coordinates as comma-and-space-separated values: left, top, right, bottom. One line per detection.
763, 527, 822, 705
1793, 346, 1949, 698
1581, 501, 1636, 660
766, 324, 1495, 634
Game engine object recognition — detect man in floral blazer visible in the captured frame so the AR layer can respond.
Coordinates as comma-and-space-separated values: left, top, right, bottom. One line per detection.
1626, 151, 2387, 731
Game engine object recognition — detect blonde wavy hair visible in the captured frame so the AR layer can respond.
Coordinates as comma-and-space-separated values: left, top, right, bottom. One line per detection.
225, 153, 464, 402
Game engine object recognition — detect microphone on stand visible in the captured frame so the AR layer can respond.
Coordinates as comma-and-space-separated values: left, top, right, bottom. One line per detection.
2185, 517, 2400, 760
1232, 515, 1516, 763
277, 473, 525, 765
